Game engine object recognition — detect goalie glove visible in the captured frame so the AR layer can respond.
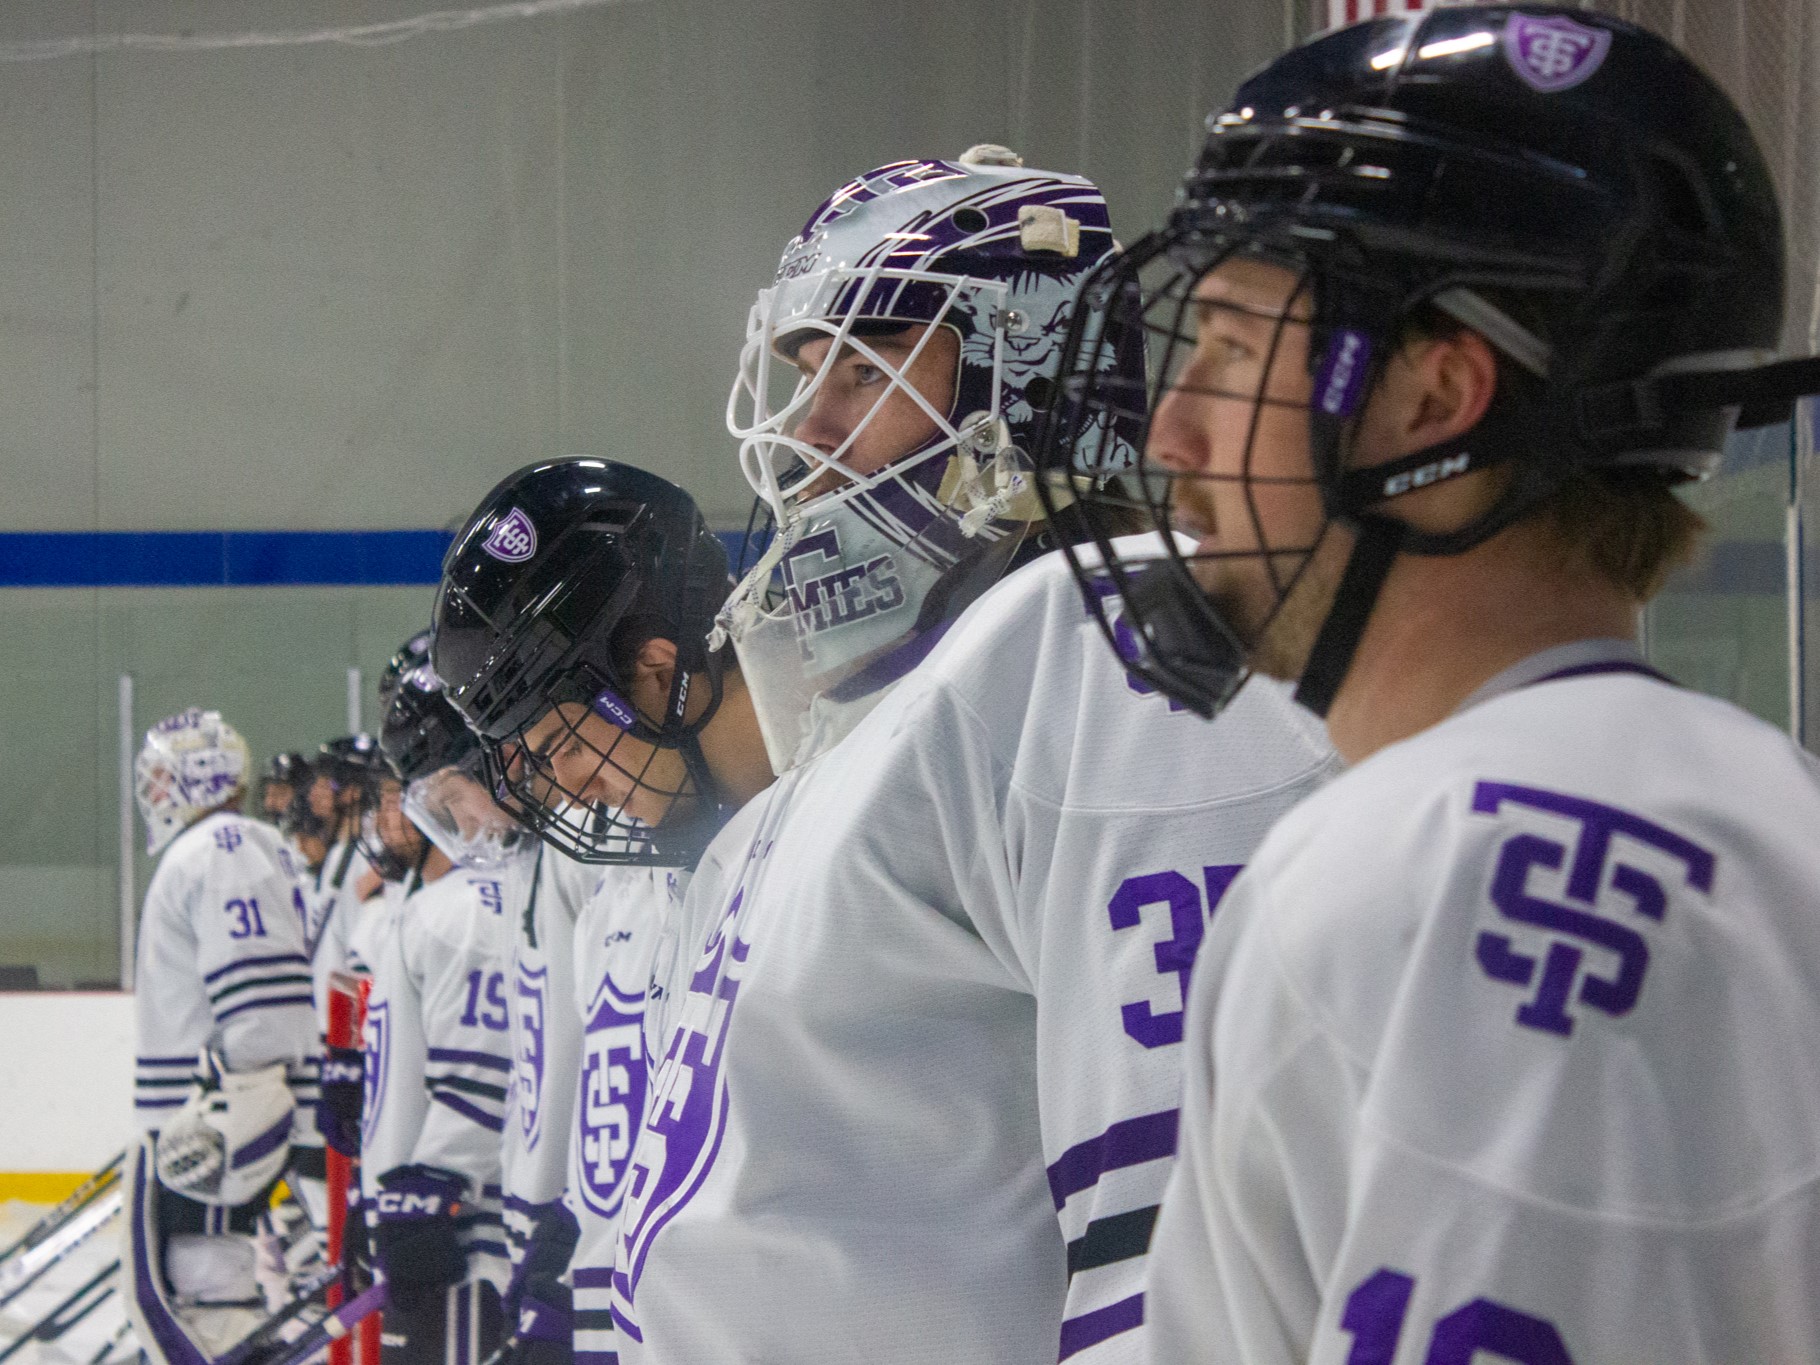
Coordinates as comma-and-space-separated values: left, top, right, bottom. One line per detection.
155, 1054, 294, 1207
372, 1165, 469, 1313
317, 1046, 365, 1157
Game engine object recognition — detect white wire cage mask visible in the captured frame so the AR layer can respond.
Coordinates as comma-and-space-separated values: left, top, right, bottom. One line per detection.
726, 263, 1009, 523
403, 763, 527, 871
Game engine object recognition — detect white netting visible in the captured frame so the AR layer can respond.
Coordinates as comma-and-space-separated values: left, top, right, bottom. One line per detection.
0, 0, 644, 64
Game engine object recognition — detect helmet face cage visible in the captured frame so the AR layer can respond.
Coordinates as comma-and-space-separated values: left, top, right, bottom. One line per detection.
728, 265, 1005, 527
477, 674, 691, 865
1040, 231, 1340, 718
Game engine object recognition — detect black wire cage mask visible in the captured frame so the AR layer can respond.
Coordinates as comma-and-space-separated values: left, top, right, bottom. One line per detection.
1035, 5, 1812, 721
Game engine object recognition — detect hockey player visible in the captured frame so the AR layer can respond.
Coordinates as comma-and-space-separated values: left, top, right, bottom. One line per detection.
127, 708, 320, 1363
433, 459, 771, 1365
484, 153, 1328, 1362
256, 753, 309, 827
1032, 8, 1820, 1361
356, 670, 518, 1365
305, 735, 384, 1020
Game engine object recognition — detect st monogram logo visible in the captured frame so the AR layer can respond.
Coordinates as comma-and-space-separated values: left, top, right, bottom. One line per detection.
483, 506, 538, 564
1470, 782, 1715, 1037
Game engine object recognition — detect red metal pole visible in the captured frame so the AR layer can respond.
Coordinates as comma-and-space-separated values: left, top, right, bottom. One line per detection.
324, 974, 377, 1365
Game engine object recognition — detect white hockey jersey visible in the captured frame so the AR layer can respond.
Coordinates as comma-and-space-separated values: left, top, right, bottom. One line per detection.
133, 812, 317, 1130
307, 837, 376, 1025
1145, 644, 1820, 1364
612, 540, 1336, 1363
568, 867, 684, 1365
501, 845, 596, 1273
360, 866, 516, 1288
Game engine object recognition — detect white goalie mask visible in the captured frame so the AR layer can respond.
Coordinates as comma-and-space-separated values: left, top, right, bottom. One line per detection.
721, 146, 1139, 772
135, 708, 252, 855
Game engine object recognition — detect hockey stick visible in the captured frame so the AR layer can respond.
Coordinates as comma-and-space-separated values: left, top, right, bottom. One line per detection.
0, 1155, 124, 1270
0, 1259, 120, 1365
211, 1263, 344, 1365
228, 1281, 385, 1365
86, 1314, 135, 1365
0, 1187, 124, 1310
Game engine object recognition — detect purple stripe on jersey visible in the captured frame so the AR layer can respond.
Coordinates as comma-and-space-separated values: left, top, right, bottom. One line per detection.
136, 1055, 197, 1067
232, 1113, 294, 1169
135, 1097, 187, 1110
466, 1240, 509, 1260
427, 1046, 513, 1072
1058, 1294, 1145, 1360
1047, 1110, 1178, 1208
574, 1354, 620, 1365
431, 1092, 506, 1133
571, 1269, 615, 1289
215, 992, 315, 1023
608, 1305, 643, 1345
1534, 660, 1673, 686
203, 952, 310, 984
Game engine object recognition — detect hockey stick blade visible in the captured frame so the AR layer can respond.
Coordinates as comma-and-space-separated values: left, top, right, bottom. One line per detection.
0, 1188, 124, 1310
0, 1155, 124, 1270
0, 1259, 120, 1365
226, 1281, 385, 1365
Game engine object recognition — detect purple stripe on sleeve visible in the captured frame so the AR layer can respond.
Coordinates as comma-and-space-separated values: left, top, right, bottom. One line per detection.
571, 1269, 615, 1289
466, 1240, 509, 1260
1046, 1110, 1178, 1208
574, 1354, 620, 1365
135, 1097, 187, 1110
426, 1047, 513, 1072
1058, 1294, 1145, 1361
204, 952, 310, 984
136, 1055, 198, 1067
215, 992, 315, 1023
431, 1091, 506, 1133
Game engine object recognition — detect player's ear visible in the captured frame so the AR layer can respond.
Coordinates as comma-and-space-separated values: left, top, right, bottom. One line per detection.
630, 637, 680, 719
1405, 326, 1498, 452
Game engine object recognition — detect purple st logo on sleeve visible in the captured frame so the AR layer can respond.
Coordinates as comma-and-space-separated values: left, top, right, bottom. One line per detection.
483, 507, 539, 564
1502, 13, 1611, 93
1469, 782, 1715, 1037
591, 687, 640, 733
1314, 329, 1372, 418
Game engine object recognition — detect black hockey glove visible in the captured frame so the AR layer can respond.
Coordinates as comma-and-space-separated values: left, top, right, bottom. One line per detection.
501, 1202, 579, 1365
372, 1165, 468, 1313
317, 1047, 365, 1158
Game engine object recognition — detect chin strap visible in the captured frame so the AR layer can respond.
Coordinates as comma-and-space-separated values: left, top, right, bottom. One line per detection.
1292, 516, 1407, 718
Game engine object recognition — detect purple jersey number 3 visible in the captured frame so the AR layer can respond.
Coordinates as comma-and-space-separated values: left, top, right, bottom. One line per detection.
1107, 865, 1241, 1048
1341, 1267, 1574, 1364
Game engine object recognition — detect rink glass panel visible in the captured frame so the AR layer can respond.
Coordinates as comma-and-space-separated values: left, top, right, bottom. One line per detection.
0, 586, 434, 989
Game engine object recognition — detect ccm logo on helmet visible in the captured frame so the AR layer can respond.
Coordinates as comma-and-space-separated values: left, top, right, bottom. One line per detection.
1382, 453, 1471, 499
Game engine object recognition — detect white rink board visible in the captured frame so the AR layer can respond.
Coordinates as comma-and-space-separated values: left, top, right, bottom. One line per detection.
0, 994, 132, 1171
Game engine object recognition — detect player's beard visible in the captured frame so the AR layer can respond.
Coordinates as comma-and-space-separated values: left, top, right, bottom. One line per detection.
1238, 523, 1354, 685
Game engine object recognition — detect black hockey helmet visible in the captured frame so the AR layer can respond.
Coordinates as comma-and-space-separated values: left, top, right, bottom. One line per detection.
379, 666, 479, 786
431, 456, 731, 865
377, 628, 434, 717
1036, 4, 1820, 719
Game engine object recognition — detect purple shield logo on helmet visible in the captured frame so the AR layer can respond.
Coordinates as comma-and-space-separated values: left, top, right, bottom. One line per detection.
1502, 13, 1612, 93
483, 507, 539, 564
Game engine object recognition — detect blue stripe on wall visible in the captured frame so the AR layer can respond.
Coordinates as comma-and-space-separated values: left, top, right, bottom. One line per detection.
0, 531, 452, 587
0, 529, 757, 587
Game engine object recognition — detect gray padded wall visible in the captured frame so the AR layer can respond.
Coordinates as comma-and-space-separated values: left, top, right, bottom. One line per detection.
0, 0, 1292, 984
